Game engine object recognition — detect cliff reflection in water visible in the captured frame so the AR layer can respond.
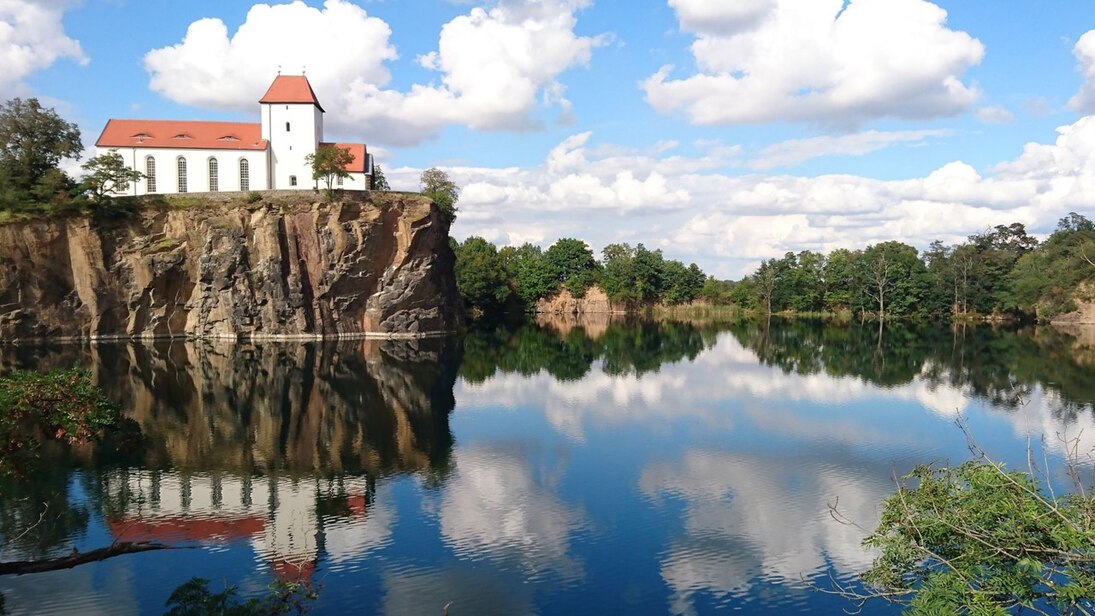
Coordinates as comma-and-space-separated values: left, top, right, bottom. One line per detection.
0, 338, 460, 579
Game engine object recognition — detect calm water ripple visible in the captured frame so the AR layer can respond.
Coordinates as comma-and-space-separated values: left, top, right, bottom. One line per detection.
1, 319, 1094, 613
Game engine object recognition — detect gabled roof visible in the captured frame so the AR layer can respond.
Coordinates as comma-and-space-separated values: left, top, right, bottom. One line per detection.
321, 142, 370, 173
96, 120, 268, 151
260, 75, 325, 112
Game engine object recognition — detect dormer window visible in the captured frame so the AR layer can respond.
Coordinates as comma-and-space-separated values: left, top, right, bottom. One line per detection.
132, 132, 151, 142
173, 133, 192, 140
218, 135, 239, 142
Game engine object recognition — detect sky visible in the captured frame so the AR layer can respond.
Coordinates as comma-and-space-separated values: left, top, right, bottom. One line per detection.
5, 0, 1095, 278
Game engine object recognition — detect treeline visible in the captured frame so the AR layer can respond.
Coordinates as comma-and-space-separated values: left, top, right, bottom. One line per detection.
727, 215, 1095, 321
453, 237, 717, 314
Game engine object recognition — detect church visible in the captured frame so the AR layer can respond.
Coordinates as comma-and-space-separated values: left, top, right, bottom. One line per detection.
95, 74, 373, 195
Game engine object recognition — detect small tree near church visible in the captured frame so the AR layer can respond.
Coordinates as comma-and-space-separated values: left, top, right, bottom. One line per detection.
307, 145, 353, 201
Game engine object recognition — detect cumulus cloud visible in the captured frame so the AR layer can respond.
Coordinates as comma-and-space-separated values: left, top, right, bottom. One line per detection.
144, 1, 396, 113
976, 105, 1016, 125
0, 0, 87, 97
644, 0, 984, 127
144, 0, 600, 146
1070, 30, 1095, 113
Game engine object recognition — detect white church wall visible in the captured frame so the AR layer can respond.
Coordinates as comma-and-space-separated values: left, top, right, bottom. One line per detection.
99, 147, 270, 196
264, 103, 321, 190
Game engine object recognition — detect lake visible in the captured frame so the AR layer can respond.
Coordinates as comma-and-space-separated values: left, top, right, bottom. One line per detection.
1, 317, 1094, 614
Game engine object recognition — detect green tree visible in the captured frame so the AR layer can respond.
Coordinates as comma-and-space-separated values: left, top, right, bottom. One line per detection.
420, 167, 459, 222
371, 163, 390, 191
600, 243, 637, 301
306, 145, 353, 201
0, 98, 82, 208
853, 459, 1095, 614
80, 150, 145, 204
859, 241, 926, 319
454, 237, 510, 313
503, 243, 559, 310
662, 260, 705, 304
545, 238, 598, 297
631, 243, 666, 302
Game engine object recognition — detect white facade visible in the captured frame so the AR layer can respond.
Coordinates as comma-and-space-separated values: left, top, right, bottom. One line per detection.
262, 102, 324, 190
103, 147, 270, 197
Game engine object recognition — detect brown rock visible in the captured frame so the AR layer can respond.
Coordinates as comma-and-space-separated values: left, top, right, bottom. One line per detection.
0, 193, 463, 341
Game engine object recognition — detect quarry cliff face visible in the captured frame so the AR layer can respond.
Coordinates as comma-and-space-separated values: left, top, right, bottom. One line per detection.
0, 193, 462, 341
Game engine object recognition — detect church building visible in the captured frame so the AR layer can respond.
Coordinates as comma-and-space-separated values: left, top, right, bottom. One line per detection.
95, 75, 372, 195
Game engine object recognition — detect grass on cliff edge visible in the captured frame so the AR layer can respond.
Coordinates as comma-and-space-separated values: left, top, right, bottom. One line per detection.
0, 190, 429, 225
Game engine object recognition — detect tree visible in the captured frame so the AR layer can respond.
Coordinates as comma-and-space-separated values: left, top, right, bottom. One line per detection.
454, 236, 510, 313
420, 167, 459, 222
0, 98, 82, 207
306, 145, 353, 201
80, 150, 145, 204
545, 238, 598, 297
503, 243, 559, 310
371, 164, 390, 191
846, 455, 1095, 614
753, 260, 778, 315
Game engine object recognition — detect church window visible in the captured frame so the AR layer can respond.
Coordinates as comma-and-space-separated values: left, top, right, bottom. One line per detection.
146, 157, 156, 193
177, 157, 188, 193
290, 175, 298, 187
239, 159, 250, 192
208, 158, 219, 192
337, 175, 343, 187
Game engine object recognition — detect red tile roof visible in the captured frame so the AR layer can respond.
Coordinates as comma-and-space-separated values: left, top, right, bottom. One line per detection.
260, 75, 325, 112
96, 120, 268, 151
108, 515, 265, 543
321, 142, 369, 173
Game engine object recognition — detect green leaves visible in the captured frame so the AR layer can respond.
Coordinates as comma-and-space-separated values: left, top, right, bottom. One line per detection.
859, 460, 1095, 614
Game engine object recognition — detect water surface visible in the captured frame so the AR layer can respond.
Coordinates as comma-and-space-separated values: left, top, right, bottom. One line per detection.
2, 318, 1094, 614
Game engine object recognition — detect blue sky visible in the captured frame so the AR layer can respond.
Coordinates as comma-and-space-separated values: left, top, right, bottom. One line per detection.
6, 0, 1095, 277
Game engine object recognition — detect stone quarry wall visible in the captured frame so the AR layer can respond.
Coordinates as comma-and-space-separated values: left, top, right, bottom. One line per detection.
0, 193, 462, 341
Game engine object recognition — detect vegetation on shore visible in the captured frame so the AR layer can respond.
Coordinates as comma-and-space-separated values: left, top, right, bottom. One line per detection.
455, 214, 1095, 323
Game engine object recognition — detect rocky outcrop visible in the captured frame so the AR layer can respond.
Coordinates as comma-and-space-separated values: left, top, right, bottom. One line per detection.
0, 193, 462, 341
534, 285, 618, 315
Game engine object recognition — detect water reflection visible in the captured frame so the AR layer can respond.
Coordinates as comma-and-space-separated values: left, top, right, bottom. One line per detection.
2, 319, 1095, 614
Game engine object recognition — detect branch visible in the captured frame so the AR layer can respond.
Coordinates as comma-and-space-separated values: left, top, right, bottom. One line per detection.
0, 541, 178, 576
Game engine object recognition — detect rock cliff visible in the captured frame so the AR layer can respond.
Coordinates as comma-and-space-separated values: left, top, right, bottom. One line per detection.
0, 192, 462, 341
534, 285, 618, 315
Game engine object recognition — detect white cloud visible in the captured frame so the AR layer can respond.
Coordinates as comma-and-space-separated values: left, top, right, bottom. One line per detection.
144, 0, 601, 146
751, 129, 950, 170
0, 0, 87, 97
144, 1, 396, 113
976, 105, 1016, 125
1069, 30, 1095, 113
644, 0, 984, 127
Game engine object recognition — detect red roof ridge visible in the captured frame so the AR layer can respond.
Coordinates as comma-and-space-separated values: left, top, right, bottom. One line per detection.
260, 75, 325, 112
96, 119, 267, 151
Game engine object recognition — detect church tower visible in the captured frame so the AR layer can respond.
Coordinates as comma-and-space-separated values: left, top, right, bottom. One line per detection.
259, 75, 325, 190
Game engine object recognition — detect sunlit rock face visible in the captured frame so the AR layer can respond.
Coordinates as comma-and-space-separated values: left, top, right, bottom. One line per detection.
0, 193, 462, 341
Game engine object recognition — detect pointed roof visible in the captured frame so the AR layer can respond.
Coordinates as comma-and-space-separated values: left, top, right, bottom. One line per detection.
95, 119, 267, 150
260, 75, 325, 112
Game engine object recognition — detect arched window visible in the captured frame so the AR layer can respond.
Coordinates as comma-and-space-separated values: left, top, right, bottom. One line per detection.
239, 159, 250, 192
145, 156, 156, 193
208, 157, 219, 192
177, 157, 188, 193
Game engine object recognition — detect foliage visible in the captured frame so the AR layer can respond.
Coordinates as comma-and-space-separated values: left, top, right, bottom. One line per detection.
247, 191, 263, 204
454, 236, 511, 313
420, 167, 459, 222
79, 150, 145, 204
0, 369, 128, 479
0, 97, 82, 214
305, 145, 353, 201
544, 238, 598, 297
371, 164, 390, 191
856, 458, 1095, 614
165, 577, 317, 616
500, 243, 559, 310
